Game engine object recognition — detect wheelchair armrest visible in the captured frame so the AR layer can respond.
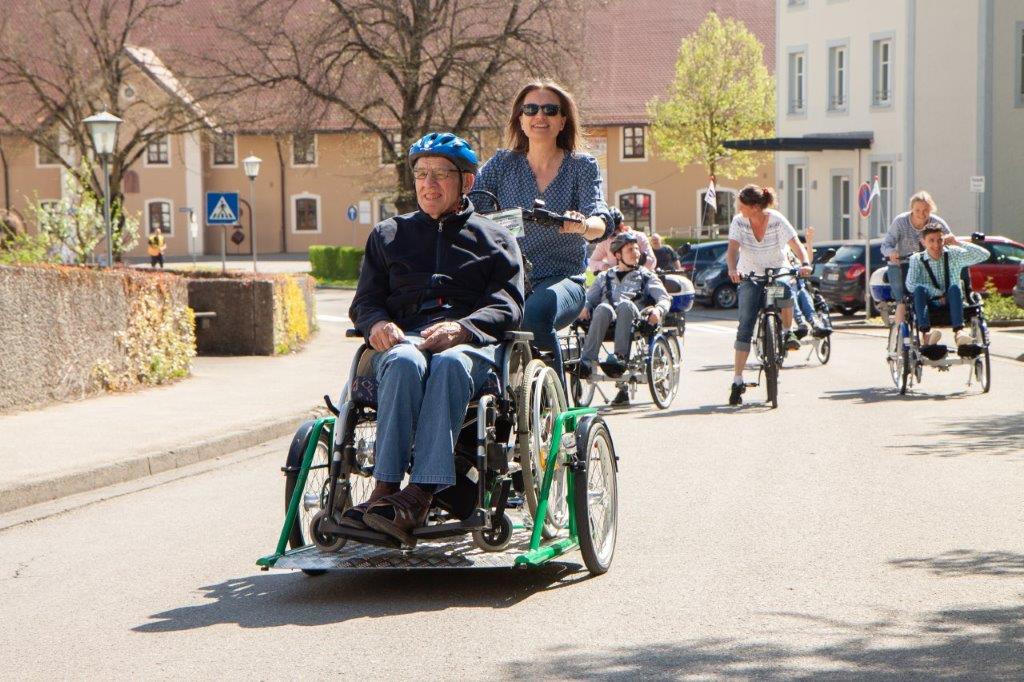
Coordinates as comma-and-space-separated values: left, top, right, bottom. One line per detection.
504, 330, 534, 342
346, 328, 363, 338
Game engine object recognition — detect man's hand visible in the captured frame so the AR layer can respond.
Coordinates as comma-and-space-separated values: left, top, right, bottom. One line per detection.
806, 226, 816, 240
942, 234, 960, 246
369, 321, 405, 352
798, 265, 813, 278
888, 253, 900, 264
416, 320, 471, 353
645, 307, 662, 325
579, 307, 591, 321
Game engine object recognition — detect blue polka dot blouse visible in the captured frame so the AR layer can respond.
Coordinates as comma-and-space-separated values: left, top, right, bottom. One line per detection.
475, 149, 612, 283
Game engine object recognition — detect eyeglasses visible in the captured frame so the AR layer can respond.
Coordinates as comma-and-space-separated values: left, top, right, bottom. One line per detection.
412, 168, 460, 182
520, 103, 562, 117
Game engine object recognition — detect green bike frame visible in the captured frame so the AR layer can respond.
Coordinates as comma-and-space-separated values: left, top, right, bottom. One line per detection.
257, 407, 596, 570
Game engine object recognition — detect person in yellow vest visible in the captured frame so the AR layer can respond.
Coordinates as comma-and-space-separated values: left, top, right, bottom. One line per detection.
147, 227, 166, 268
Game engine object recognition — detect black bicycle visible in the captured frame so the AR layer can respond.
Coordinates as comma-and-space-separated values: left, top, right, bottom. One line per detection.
744, 268, 799, 408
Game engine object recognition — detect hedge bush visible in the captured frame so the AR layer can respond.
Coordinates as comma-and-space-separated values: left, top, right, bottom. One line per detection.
309, 245, 364, 281
663, 237, 708, 249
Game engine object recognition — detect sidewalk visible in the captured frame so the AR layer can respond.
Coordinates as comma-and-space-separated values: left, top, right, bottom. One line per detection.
0, 313, 358, 514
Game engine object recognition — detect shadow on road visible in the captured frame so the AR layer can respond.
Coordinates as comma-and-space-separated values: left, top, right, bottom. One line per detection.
499, 601, 1024, 679
639, 402, 775, 418
890, 549, 1024, 578
133, 563, 584, 632
820, 386, 975, 404
889, 412, 1024, 459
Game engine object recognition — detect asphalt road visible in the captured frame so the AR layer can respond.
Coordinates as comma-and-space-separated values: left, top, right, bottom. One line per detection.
2, 308, 1022, 679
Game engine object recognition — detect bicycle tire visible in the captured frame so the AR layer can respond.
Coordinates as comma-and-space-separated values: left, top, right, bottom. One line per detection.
763, 314, 779, 408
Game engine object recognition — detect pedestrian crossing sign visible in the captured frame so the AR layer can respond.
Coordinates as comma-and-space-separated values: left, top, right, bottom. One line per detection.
206, 192, 239, 224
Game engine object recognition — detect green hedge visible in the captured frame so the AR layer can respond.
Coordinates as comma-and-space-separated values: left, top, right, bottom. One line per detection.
662, 237, 702, 249
309, 245, 364, 281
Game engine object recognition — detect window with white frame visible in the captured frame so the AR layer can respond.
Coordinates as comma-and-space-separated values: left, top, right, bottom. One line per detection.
146, 135, 170, 165
872, 39, 893, 106
381, 131, 402, 165
378, 198, 398, 222
292, 133, 316, 166
212, 132, 236, 166
293, 195, 320, 231
828, 45, 848, 111
698, 188, 736, 228
787, 0, 806, 7
147, 200, 172, 234
38, 199, 60, 214
618, 192, 652, 232
788, 51, 806, 114
870, 162, 894, 235
787, 165, 807, 230
832, 175, 852, 239
622, 126, 645, 159
36, 130, 61, 166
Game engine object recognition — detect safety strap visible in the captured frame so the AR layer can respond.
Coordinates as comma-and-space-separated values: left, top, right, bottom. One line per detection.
920, 250, 951, 291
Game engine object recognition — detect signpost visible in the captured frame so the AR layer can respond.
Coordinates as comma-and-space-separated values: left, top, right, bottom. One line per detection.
970, 175, 985, 231
207, 192, 239, 274
347, 204, 358, 245
857, 181, 874, 316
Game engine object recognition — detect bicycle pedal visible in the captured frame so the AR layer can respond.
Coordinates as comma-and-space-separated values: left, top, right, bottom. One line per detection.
744, 382, 759, 388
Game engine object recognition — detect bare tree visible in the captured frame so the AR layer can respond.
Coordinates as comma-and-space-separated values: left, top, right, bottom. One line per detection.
215, 0, 588, 212
0, 0, 243, 259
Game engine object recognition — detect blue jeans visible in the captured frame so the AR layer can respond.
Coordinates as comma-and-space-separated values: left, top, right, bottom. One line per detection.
913, 285, 963, 332
371, 337, 497, 489
734, 279, 794, 351
888, 262, 910, 302
791, 279, 816, 325
523, 275, 586, 376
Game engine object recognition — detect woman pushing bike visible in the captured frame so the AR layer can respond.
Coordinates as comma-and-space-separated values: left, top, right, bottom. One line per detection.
726, 185, 812, 406
475, 80, 612, 377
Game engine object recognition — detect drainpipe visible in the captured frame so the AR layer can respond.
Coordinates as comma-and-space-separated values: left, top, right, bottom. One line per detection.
0, 135, 10, 212
275, 137, 287, 253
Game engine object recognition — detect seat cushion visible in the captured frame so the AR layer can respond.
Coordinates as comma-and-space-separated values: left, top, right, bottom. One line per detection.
351, 370, 501, 408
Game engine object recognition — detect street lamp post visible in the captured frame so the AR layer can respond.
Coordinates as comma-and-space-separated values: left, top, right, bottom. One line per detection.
83, 112, 122, 267
243, 155, 262, 273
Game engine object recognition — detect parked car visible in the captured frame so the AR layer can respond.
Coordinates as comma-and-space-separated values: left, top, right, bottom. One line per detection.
957, 234, 1024, 295
1013, 265, 1024, 309
693, 251, 736, 308
819, 240, 885, 315
810, 240, 843, 288
676, 240, 728, 282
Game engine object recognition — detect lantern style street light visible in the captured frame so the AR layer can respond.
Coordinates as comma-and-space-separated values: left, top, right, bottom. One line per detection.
83, 111, 122, 267
243, 154, 262, 272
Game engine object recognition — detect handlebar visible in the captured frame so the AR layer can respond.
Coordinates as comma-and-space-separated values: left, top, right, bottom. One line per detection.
522, 199, 577, 229
739, 268, 801, 283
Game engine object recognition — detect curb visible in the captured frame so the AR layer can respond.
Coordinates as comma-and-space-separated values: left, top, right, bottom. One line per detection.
0, 406, 324, 515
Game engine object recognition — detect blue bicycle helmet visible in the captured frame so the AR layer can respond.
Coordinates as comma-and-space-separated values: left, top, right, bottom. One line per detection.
408, 132, 478, 174
610, 231, 639, 255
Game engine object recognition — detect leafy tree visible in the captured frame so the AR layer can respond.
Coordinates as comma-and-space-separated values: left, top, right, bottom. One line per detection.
648, 12, 774, 181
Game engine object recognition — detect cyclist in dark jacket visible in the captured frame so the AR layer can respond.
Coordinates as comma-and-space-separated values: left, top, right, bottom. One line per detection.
346, 132, 524, 546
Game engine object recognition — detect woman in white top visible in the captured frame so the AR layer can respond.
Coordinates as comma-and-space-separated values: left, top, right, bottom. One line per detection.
725, 185, 813, 406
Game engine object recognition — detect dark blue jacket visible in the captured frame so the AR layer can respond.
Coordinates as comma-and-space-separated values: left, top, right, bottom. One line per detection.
350, 199, 524, 344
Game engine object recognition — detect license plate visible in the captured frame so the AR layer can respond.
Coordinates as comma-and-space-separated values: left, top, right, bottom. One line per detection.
826, 272, 839, 281
483, 208, 525, 237
766, 284, 786, 301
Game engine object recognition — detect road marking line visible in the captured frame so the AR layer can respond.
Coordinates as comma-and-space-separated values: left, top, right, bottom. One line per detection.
317, 314, 349, 322
686, 323, 735, 335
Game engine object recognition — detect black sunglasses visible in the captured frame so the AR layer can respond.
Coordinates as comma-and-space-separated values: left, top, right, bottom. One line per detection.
520, 103, 562, 117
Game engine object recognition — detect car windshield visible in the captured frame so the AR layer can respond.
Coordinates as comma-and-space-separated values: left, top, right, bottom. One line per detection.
830, 246, 864, 263
813, 246, 837, 264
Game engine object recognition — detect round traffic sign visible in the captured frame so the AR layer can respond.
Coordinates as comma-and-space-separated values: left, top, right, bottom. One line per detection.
347, 205, 358, 222
857, 182, 872, 218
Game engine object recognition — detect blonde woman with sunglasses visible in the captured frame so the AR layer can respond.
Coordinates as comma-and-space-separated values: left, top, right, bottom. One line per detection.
476, 80, 612, 377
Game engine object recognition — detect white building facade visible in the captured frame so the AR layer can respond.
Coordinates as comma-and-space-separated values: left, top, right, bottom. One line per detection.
775, 0, 1024, 242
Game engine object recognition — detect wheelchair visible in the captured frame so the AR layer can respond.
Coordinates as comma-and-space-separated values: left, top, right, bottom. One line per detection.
563, 273, 692, 410
872, 267, 992, 395
782, 277, 834, 366
257, 329, 620, 576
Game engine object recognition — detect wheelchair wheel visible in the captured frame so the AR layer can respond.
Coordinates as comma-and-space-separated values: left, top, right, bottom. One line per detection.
572, 416, 617, 575
975, 348, 991, 393
518, 359, 569, 539
472, 512, 514, 552
566, 366, 595, 408
284, 421, 332, 555
646, 334, 679, 409
815, 337, 831, 365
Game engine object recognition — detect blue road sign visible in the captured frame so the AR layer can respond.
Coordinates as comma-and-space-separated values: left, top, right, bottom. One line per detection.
347, 204, 358, 222
207, 192, 239, 224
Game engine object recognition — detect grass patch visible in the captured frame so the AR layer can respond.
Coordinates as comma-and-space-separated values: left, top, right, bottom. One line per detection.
315, 277, 359, 288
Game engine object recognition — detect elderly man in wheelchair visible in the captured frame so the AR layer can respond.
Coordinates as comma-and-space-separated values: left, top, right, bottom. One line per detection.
342, 132, 525, 546
577, 231, 672, 406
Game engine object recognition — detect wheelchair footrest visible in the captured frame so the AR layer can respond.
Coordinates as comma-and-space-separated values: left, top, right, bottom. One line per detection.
957, 344, 983, 359
272, 528, 539, 570
920, 345, 949, 361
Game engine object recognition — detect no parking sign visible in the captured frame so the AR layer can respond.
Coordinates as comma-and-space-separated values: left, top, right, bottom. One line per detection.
857, 182, 873, 218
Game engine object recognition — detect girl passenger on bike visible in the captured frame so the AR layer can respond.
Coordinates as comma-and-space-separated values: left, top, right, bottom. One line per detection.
475, 81, 612, 377
726, 185, 813, 406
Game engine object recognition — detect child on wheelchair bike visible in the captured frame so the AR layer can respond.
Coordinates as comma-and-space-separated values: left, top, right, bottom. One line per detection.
345, 132, 525, 546
905, 225, 989, 349
577, 231, 671, 405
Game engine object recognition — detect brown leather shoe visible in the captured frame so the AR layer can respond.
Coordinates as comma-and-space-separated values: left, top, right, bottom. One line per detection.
363, 484, 434, 546
338, 481, 399, 529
